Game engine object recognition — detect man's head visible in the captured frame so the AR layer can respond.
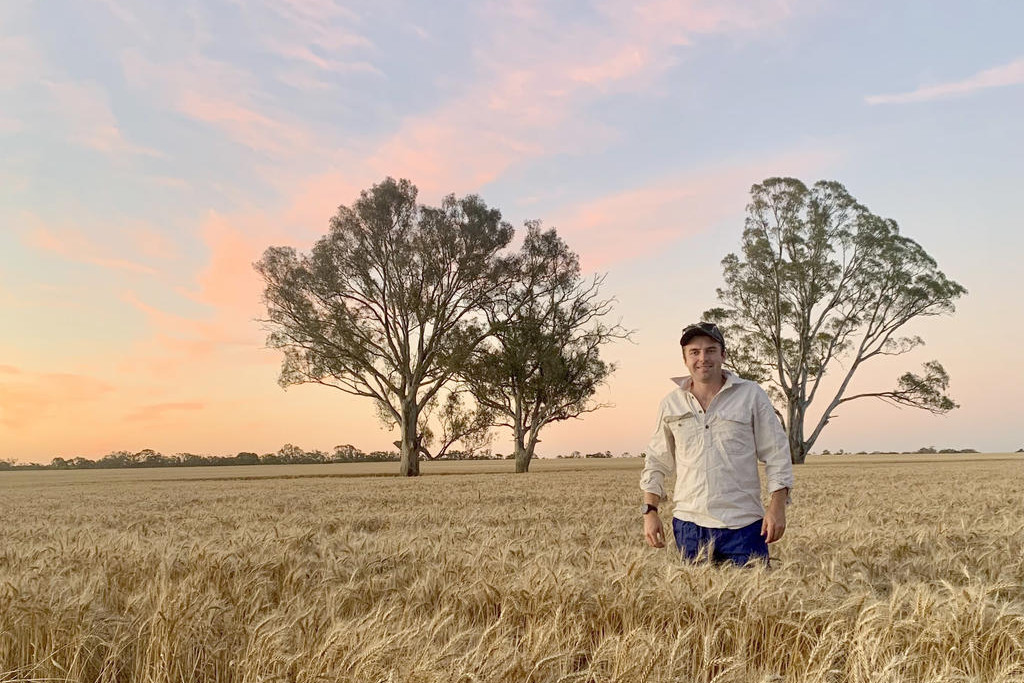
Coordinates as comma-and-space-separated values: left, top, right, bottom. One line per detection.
679, 322, 726, 383
679, 322, 725, 351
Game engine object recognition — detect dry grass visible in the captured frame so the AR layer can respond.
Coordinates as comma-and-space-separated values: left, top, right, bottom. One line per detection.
2, 455, 1023, 682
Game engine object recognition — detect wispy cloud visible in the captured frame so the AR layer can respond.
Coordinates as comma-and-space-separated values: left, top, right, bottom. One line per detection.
866, 57, 1024, 105
42, 79, 164, 157
20, 214, 160, 275
552, 147, 840, 269
3, 22, 153, 157
358, 0, 800, 196
0, 366, 113, 430
120, 48, 320, 161
1, 10, 160, 159
109, 0, 376, 164
118, 210, 281, 376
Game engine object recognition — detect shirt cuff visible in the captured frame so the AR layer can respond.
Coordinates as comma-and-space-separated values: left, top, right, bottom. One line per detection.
769, 485, 792, 505
640, 483, 665, 499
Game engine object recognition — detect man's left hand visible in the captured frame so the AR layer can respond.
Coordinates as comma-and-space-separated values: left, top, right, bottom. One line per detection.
761, 504, 786, 543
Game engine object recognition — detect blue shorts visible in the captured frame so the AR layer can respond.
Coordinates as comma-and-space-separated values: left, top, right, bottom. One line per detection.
672, 518, 769, 567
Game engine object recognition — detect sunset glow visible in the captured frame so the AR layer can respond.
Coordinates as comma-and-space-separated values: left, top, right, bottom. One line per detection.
2, 1, 1022, 462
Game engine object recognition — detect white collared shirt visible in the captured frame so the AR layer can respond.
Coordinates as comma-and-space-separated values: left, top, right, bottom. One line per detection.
640, 372, 794, 529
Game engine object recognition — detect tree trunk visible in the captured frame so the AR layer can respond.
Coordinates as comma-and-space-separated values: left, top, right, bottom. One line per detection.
513, 421, 528, 473
789, 431, 807, 464
515, 428, 541, 474
399, 401, 420, 477
787, 399, 807, 464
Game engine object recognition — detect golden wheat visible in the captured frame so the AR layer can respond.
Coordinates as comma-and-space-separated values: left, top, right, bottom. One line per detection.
1, 455, 1023, 682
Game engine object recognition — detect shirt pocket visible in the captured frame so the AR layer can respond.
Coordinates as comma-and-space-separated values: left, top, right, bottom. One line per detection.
664, 411, 700, 467
714, 406, 754, 458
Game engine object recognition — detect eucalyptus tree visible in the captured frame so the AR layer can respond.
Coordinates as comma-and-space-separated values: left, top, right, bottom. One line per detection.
704, 177, 966, 463
255, 178, 513, 476
464, 222, 628, 473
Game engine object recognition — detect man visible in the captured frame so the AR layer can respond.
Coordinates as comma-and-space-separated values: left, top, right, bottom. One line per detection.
640, 322, 794, 566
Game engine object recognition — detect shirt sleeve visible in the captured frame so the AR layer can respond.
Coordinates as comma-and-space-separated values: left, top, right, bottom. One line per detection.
751, 389, 794, 495
639, 398, 675, 499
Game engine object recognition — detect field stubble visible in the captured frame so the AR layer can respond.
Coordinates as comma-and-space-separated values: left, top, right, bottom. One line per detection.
1, 456, 1023, 682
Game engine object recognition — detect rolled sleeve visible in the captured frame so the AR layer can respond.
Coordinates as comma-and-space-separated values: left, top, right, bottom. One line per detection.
639, 399, 675, 499
752, 392, 794, 495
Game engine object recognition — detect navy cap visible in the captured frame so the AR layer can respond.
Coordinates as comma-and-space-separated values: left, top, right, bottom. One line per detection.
679, 322, 725, 349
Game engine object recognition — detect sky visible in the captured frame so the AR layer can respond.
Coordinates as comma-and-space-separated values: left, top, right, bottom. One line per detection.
2, 0, 1023, 463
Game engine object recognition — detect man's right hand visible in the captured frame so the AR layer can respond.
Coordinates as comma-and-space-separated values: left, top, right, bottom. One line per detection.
644, 512, 665, 548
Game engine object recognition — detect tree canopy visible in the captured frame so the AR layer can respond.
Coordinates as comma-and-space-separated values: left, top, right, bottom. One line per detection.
462, 222, 628, 473
255, 178, 513, 476
704, 177, 966, 463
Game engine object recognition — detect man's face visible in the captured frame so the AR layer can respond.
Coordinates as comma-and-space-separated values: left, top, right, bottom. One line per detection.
682, 336, 725, 382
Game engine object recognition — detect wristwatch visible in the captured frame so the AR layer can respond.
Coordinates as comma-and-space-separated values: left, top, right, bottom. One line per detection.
641, 503, 658, 516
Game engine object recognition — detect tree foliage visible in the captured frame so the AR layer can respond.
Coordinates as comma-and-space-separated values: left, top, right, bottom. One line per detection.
462, 222, 628, 473
254, 178, 513, 476
704, 177, 966, 463
431, 390, 495, 460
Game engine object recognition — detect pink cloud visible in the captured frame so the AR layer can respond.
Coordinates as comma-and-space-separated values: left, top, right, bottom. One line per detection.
551, 147, 840, 269
114, 0, 377, 161
267, 41, 380, 76
568, 47, 654, 86
0, 366, 113, 430
102, 0, 803, 206
42, 79, 162, 157
19, 212, 184, 271
258, 0, 362, 45
866, 57, 1024, 104
193, 212, 274, 313
114, 0, 802, 205
22, 221, 158, 275
355, 0, 801, 196
2, 29, 160, 159
367, 119, 547, 196
281, 171, 363, 230
176, 89, 313, 157
120, 49, 317, 161
482, 0, 795, 92
119, 210, 283, 376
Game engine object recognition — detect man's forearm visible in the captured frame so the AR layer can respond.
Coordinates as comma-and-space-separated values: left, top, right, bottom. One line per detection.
643, 491, 661, 506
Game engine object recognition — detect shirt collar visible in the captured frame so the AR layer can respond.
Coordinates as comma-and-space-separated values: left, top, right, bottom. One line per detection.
669, 370, 741, 391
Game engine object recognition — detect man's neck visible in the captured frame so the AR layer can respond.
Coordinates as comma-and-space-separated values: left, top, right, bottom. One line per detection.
688, 373, 726, 410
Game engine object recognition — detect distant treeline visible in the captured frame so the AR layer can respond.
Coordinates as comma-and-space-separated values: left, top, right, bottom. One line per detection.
0, 445, 627, 471
6, 445, 1013, 471
818, 447, 981, 455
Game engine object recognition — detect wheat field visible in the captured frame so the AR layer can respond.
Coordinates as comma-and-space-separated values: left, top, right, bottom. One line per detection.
2, 455, 1023, 683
